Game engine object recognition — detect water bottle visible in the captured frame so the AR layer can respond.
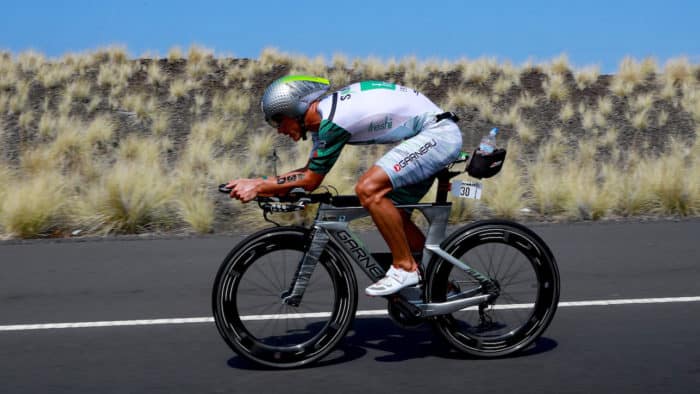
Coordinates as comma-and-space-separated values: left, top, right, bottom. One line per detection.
478, 127, 498, 155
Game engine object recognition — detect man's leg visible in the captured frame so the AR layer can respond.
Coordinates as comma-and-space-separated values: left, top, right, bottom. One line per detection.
400, 209, 425, 254
355, 165, 417, 272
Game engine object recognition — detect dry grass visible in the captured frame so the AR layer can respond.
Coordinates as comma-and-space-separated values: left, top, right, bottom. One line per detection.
0, 165, 13, 232
543, 73, 569, 101
18, 111, 34, 130
290, 55, 328, 77
36, 63, 73, 88
167, 46, 183, 62
499, 106, 521, 127
8, 81, 31, 114
559, 141, 615, 220
147, 60, 166, 85
0, 92, 9, 113
515, 121, 537, 143
151, 112, 169, 136
559, 102, 575, 122
516, 92, 537, 108
482, 141, 527, 219
97, 62, 134, 90
548, 54, 571, 75
17, 50, 46, 73
610, 57, 656, 96
75, 162, 174, 234
575, 65, 600, 90
0, 55, 17, 90
0, 171, 68, 237
176, 190, 215, 233
528, 139, 572, 215
259, 47, 293, 69
66, 79, 91, 101
1, 47, 699, 238
681, 87, 700, 123
85, 116, 115, 146
580, 106, 595, 130
492, 75, 516, 96
663, 57, 693, 88
186, 45, 214, 79
459, 58, 496, 84
122, 93, 155, 121
212, 90, 251, 117
646, 139, 698, 215
117, 135, 165, 168
597, 96, 613, 116
169, 78, 198, 101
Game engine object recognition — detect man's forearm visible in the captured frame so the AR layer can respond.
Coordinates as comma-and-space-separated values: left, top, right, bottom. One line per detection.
255, 169, 323, 196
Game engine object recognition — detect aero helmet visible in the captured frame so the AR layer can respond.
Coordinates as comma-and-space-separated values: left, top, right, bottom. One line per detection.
261, 75, 330, 128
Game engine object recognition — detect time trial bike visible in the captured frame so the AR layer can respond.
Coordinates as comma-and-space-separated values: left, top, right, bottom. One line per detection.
212, 150, 560, 368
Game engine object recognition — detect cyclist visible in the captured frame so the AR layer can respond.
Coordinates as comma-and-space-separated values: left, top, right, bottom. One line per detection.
226, 75, 462, 296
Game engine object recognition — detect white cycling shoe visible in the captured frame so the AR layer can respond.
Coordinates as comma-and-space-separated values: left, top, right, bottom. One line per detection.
365, 266, 421, 296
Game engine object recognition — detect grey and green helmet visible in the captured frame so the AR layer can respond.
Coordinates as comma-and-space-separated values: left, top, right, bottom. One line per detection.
261, 75, 330, 127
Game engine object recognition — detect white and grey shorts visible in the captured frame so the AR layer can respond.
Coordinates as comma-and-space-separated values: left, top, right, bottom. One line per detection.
376, 115, 463, 198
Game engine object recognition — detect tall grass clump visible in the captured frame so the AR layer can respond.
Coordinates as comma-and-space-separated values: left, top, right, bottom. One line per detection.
560, 160, 614, 220
0, 172, 69, 237
186, 45, 214, 79
575, 65, 600, 90
169, 78, 198, 101
146, 60, 166, 85
76, 162, 174, 234
167, 46, 183, 62
647, 139, 698, 215
212, 90, 251, 117
610, 57, 656, 96
36, 63, 73, 88
663, 57, 693, 89
543, 73, 569, 101
176, 190, 215, 233
606, 154, 655, 216
483, 141, 527, 219
459, 57, 497, 84
528, 139, 571, 215
0, 164, 14, 234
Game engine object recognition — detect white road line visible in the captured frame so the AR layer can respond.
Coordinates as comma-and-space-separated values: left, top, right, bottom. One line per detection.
1, 296, 699, 332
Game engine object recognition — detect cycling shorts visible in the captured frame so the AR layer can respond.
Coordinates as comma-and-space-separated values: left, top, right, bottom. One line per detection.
375, 115, 462, 203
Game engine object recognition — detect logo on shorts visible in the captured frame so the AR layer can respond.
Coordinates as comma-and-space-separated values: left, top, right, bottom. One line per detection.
393, 139, 438, 172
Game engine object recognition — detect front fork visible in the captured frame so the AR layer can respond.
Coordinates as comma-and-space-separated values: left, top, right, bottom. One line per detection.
280, 227, 329, 306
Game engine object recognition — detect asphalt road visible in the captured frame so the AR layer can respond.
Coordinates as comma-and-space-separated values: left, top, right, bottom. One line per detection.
1, 219, 699, 393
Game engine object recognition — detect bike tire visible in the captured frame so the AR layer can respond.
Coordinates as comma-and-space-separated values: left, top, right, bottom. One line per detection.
425, 219, 560, 357
212, 226, 358, 368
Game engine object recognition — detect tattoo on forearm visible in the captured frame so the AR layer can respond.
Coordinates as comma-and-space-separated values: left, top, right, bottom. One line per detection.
276, 173, 305, 185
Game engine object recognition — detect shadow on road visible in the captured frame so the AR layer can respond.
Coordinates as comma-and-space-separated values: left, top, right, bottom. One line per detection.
227, 317, 558, 370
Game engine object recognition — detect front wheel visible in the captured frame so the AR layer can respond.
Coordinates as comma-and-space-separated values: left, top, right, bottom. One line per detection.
212, 227, 358, 368
426, 220, 560, 357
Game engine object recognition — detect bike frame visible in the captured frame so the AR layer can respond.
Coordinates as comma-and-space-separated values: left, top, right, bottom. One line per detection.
281, 200, 497, 316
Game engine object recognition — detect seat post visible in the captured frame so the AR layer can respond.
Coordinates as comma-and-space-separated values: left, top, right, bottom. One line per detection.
435, 171, 452, 204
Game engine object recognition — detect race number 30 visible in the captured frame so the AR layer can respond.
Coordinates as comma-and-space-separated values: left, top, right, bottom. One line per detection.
451, 181, 483, 200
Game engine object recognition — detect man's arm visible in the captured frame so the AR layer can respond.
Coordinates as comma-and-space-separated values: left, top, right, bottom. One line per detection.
226, 163, 324, 202
257, 166, 324, 196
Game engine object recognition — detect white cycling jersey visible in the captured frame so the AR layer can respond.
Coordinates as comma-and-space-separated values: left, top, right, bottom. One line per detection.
309, 81, 443, 174
317, 81, 441, 143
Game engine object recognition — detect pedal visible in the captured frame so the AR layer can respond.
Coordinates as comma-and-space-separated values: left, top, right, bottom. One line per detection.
398, 285, 423, 303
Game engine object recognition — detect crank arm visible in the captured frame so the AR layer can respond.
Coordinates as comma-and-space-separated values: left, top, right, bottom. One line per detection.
416, 294, 493, 317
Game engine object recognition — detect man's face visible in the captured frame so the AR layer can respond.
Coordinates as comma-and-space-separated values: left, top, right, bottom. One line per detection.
275, 116, 303, 141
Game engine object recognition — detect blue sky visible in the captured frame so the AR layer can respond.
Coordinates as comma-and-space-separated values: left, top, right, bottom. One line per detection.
1, 0, 698, 73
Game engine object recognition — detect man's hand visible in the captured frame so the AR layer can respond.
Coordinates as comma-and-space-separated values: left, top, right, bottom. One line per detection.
225, 178, 263, 203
